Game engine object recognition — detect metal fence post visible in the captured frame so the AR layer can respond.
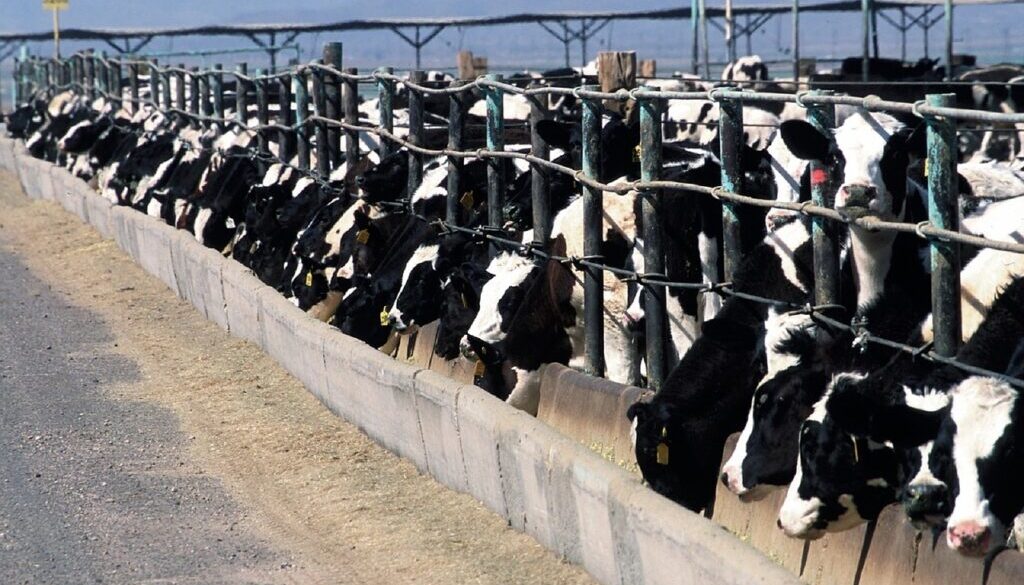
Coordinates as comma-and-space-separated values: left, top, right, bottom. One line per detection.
446, 81, 465, 226
807, 90, 840, 306
188, 67, 200, 127
926, 92, 961, 356
149, 60, 160, 110
529, 87, 551, 245
174, 65, 185, 113
293, 69, 310, 170
200, 68, 212, 126
639, 91, 667, 390
212, 63, 225, 130
255, 70, 270, 174
376, 67, 394, 160
235, 63, 248, 130
161, 67, 172, 115
84, 53, 95, 100
581, 86, 605, 378
322, 42, 343, 170
110, 60, 122, 111
718, 91, 744, 281
407, 70, 425, 198
278, 73, 294, 164
312, 59, 330, 178
343, 67, 359, 168
484, 73, 505, 231
129, 62, 140, 114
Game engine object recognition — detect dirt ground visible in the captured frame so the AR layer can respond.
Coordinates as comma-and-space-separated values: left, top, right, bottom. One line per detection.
0, 169, 595, 585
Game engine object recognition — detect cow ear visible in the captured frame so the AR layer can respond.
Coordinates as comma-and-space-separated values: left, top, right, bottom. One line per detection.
626, 401, 650, 423
536, 120, 574, 151
780, 120, 831, 162
825, 375, 879, 436
353, 207, 370, 229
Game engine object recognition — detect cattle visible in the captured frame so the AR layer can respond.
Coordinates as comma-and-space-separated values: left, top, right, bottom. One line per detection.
627, 218, 813, 512
780, 274, 1024, 541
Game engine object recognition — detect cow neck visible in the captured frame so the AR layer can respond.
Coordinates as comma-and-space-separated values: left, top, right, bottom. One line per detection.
849, 225, 898, 310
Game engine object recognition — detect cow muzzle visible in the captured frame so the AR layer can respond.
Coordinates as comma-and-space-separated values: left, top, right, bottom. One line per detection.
947, 521, 992, 556
835, 183, 878, 220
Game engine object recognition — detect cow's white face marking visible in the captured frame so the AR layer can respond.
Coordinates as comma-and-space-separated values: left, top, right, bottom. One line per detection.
906, 441, 945, 490
411, 158, 449, 203
779, 454, 824, 538
291, 177, 315, 197
833, 112, 905, 211
947, 376, 1016, 542
722, 394, 760, 498
467, 252, 536, 345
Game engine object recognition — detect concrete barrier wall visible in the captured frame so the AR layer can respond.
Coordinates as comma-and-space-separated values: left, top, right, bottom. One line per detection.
1, 142, 803, 585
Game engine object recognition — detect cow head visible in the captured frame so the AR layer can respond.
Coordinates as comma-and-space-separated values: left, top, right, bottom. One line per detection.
942, 377, 1023, 556
781, 112, 925, 223
355, 150, 409, 206
462, 251, 541, 355
778, 374, 901, 539
721, 315, 833, 501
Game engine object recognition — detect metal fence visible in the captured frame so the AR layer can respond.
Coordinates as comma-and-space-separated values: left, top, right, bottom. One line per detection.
14, 46, 1024, 392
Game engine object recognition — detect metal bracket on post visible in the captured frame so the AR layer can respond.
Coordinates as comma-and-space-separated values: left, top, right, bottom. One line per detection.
718, 90, 744, 281
807, 90, 840, 306
581, 85, 605, 378
406, 70, 425, 201
639, 89, 667, 390
926, 93, 961, 356
484, 73, 505, 240
446, 81, 465, 227
376, 67, 394, 161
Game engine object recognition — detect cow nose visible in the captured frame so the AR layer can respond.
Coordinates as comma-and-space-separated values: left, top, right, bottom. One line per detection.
355, 175, 366, 187
947, 521, 992, 556
902, 484, 948, 524
840, 183, 877, 208
777, 518, 783, 529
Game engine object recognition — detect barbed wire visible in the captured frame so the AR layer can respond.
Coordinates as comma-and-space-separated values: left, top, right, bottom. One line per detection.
22, 73, 1024, 390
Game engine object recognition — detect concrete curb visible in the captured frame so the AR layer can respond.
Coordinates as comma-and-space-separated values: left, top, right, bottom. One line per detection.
0, 142, 803, 585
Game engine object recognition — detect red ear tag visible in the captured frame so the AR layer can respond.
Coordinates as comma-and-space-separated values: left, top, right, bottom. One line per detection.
810, 168, 828, 187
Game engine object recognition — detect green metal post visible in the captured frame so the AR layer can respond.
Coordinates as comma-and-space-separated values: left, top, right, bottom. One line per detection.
927, 93, 961, 357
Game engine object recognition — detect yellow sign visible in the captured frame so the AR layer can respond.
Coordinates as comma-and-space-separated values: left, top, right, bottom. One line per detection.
43, 0, 68, 10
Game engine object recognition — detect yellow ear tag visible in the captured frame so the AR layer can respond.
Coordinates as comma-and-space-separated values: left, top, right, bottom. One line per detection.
380, 306, 390, 327
656, 427, 669, 465
924, 158, 929, 178
356, 229, 370, 244
633, 144, 641, 162
460, 190, 475, 210
474, 359, 486, 377
305, 271, 313, 287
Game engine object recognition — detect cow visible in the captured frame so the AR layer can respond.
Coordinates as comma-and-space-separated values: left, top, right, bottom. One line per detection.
779, 275, 1024, 541
627, 217, 813, 512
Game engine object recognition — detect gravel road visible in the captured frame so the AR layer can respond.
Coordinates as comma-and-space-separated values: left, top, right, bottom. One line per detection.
0, 169, 594, 585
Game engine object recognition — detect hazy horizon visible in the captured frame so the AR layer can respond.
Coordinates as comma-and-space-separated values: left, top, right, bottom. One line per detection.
3, 1, 1024, 77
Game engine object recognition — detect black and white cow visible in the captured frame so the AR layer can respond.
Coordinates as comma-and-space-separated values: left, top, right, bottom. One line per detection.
627, 218, 814, 512
783, 275, 1024, 543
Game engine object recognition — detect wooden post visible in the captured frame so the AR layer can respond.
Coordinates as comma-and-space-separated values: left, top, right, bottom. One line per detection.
456, 51, 487, 80
598, 51, 637, 116
639, 59, 657, 79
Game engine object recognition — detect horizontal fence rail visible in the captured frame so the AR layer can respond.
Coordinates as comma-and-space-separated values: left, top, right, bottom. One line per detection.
15, 49, 1024, 392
